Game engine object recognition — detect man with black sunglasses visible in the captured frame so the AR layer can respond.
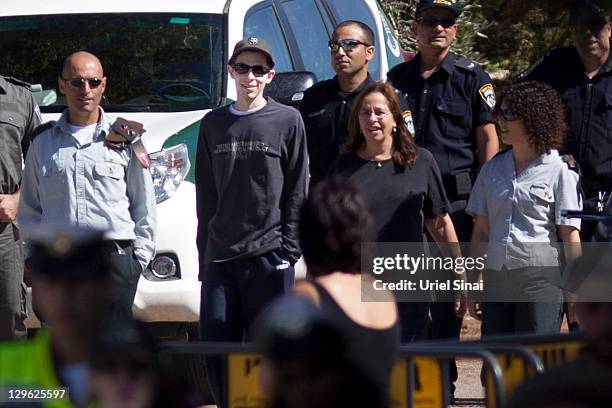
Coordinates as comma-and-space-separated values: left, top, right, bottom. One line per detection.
18, 51, 156, 320
0, 73, 41, 342
519, 0, 611, 243
195, 37, 308, 408
387, 0, 499, 399
299, 20, 376, 186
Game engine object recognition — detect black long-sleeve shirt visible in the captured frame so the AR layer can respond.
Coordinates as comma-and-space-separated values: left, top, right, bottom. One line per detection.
519, 47, 612, 184
195, 98, 308, 277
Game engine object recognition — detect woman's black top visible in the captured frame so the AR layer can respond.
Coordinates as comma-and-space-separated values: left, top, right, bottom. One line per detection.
311, 280, 400, 394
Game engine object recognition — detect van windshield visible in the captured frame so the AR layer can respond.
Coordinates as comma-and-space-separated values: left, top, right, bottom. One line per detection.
0, 13, 224, 112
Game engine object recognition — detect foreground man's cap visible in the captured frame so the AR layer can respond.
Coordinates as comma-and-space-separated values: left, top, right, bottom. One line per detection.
25, 225, 111, 281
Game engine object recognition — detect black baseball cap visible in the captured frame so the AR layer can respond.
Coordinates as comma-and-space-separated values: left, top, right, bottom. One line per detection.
229, 37, 275, 68
569, 0, 609, 28
25, 225, 111, 281
416, 0, 462, 18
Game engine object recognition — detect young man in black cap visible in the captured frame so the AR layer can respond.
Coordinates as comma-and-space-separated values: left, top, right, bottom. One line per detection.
300, 20, 376, 186
387, 0, 499, 399
195, 37, 308, 408
0, 226, 114, 407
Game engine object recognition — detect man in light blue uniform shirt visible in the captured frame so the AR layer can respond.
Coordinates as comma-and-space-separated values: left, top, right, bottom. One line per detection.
18, 51, 156, 318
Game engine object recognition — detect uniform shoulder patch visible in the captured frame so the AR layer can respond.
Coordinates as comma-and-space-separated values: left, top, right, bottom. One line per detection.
478, 84, 496, 109
2, 76, 31, 88
401, 109, 415, 136
30, 121, 56, 142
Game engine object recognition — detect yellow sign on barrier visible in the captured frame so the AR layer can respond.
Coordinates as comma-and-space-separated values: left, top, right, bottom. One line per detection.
228, 353, 267, 408
390, 358, 409, 408
486, 339, 584, 407
390, 356, 445, 408
412, 357, 445, 408
530, 341, 581, 369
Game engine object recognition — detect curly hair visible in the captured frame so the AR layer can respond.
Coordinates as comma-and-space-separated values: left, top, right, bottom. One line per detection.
299, 178, 373, 277
344, 82, 418, 168
498, 81, 566, 154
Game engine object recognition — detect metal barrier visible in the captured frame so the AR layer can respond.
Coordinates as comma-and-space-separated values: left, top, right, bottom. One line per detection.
394, 346, 506, 408
467, 332, 584, 371
159, 341, 506, 408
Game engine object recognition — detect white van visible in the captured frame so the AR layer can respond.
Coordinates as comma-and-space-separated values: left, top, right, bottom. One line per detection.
0, 0, 403, 332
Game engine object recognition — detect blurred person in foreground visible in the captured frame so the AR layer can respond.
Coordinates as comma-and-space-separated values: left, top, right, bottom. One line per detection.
508, 301, 612, 407
89, 319, 190, 408
467, 81, 583, 336
0, 226, 113, 407
330, 81, 463, 342
292, 178, 399, 398
254, 295, 386, 408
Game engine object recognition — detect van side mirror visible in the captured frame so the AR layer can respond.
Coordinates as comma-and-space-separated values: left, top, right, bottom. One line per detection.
264, 71, 317, 108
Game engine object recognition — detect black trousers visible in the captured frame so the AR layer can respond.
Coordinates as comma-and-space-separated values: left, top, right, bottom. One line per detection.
105, 241, 142, 318
429, 203, 473, 393
200, 249, 295, 408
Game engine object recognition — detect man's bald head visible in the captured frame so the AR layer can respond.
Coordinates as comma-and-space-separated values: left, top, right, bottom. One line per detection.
58, 51, 107, 126
62, 51, 104, 78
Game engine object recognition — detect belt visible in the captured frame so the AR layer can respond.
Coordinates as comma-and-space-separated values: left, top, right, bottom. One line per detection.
104, 240, 134, 251
441, 171, 474, 199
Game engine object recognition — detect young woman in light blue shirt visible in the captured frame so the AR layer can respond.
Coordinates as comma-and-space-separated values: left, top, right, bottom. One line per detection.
467, 81, 582, 335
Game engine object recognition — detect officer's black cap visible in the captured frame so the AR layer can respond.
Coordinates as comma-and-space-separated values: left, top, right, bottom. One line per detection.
26, 225, 111, 281
416, 0, 462, 18
569, 0, 609, 27
229, 37, 275, 68
252, 296, 345, 363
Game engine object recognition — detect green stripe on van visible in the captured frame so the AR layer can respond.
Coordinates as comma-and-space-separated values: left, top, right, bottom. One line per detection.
162, 120, 200, 183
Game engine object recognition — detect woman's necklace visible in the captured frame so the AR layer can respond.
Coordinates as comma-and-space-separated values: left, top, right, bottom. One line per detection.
359, 149, 392, 169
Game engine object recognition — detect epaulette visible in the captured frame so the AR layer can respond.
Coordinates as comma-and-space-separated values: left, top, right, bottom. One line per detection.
516, 56, 544, 81
562, 154, 585, 202
562, 154, 581, 175
516, 47, 572, 81
454, 58, 479, 71
1, 76, 31, 89
387, 60, 414, 81
30, 121, 56, 142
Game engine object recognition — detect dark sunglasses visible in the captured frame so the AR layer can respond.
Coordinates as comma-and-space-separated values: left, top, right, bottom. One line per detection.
571, 17, 608, 34
416, 16, 456, 28
231, 62, 271, 76
494, 106, 517, 122
328, 38, 371, 53
61, 77, 103, 89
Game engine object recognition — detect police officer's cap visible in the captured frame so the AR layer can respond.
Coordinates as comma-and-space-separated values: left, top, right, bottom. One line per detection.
569, 0, 609, 26
229, 37, 275, 68
26, 225, 111, 281
416, 0, 462, 18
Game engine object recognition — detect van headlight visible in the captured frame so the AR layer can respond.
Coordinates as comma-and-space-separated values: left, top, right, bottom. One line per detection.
149, 144, 190, 204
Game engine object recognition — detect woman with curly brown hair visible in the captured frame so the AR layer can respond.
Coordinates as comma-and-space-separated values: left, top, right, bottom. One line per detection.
467, 81, 583, 336
330, 81, 462, 343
